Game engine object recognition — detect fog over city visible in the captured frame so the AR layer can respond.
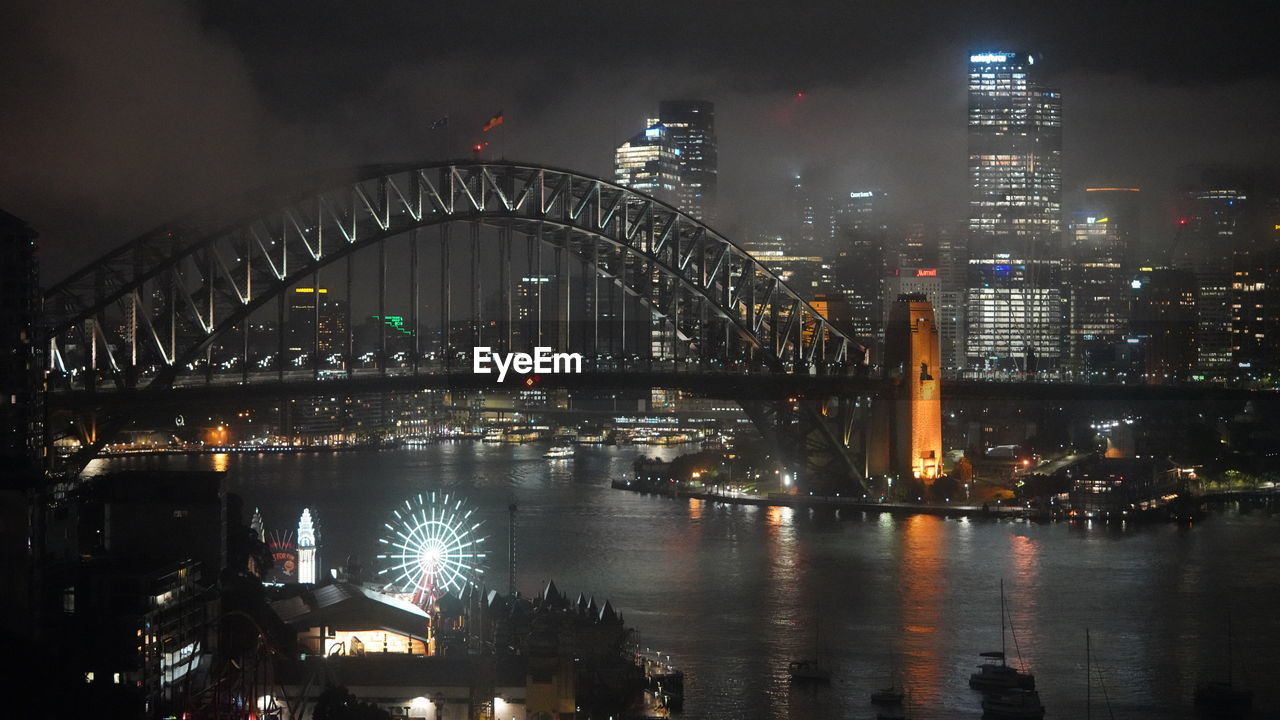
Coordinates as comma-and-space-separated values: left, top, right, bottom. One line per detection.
3, 0, 1279, 279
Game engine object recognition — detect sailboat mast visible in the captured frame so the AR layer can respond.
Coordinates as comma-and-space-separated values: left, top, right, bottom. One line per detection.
1000, 578, 1007, 664
1227, 611, 1233, 687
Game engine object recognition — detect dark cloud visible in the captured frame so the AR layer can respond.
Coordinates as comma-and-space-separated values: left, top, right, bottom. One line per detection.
2, 0, 1278, 280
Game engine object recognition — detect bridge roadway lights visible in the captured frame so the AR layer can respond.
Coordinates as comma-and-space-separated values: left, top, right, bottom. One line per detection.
47, 367, 881, 492
45, 162, 1266, 482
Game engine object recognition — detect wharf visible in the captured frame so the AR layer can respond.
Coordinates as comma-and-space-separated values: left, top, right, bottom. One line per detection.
612, 480, 1027, 519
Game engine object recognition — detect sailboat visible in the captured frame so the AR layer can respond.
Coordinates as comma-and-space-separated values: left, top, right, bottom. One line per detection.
1194, 612, 1253, 715
970, 579, 1036, 692
789, 604, 832, 683
871, 684, 906, 705
871, 644, 906, 705
877, 689, 911, 720
1086, 629, 1116, 720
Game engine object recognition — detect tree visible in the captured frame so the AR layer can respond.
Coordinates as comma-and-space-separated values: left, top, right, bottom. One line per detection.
313, 684, 391, 720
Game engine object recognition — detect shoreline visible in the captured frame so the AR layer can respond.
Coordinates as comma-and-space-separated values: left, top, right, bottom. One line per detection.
614, 483, 1278, 520
612, 480, 1027, 519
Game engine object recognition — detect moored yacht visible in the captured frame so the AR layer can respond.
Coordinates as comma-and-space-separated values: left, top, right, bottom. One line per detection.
787, 658, 831, 683
1194, 612, 1252, 716
970, 579, 1036, 692
970, 651, 1035, 692
871, 684, 905, 705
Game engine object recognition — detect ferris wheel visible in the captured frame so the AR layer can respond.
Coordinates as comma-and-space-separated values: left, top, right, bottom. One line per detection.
376, 492, 487, 604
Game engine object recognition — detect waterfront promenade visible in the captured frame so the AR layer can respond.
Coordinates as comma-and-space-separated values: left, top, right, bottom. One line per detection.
611, 479, 1028, 518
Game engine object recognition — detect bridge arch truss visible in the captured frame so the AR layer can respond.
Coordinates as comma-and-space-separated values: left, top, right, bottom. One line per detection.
42, 161, 871, 488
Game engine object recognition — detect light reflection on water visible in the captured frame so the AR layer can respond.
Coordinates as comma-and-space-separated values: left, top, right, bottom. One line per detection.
95, 444, 1280, 720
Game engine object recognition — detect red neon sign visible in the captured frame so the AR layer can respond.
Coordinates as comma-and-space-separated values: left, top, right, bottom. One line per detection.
914, 268, 938, 277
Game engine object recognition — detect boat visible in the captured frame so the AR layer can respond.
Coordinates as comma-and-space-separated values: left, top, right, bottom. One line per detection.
981, 689, 1045, 719
970, 580, 1036, 692
1194, 612, 1253, 715
875, 687, 911, 720
787, 658, 831, 683
789, 603, 831, 683
482, 429, 503, 443
871, 684, 905, 705
971, 652, 1035, 692
872, 643, 906, 705
543, 445, 574, 459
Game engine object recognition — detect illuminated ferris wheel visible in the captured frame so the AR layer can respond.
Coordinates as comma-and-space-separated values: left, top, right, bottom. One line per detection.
376, 492, 487, 605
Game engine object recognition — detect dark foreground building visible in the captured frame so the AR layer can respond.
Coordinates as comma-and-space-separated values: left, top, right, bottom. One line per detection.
0, 209, 42, 688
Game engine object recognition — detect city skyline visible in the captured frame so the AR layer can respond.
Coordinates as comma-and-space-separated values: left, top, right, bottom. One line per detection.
2, 1, 1279, 282
4, 6, 1280, 717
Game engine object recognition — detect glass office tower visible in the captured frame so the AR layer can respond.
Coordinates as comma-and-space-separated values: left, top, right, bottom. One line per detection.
965, 51, 1064, 371
614, 123, 681, 205
657, 100, 718, 222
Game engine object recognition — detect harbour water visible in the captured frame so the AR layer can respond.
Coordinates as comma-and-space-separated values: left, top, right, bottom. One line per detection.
91, 443, 1280, 719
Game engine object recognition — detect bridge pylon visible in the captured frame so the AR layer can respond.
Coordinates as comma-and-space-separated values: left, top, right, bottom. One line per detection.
872, 294, 944, 485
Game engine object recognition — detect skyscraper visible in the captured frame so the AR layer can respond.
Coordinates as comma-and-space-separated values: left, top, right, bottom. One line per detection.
883, 268, 966, 372
287, 287, 347, 360
833, 190, 890, 344
657, 100, 718, 222
1173, 185, 1246, 376
965, 51, 1064, 371
614, 123, 681, 205
1232, 195, 1280, 377
1130, 268, 1198, 383
1066, 188, 1140, 374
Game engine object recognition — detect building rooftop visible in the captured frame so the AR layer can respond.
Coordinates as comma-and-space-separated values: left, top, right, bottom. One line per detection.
272, 582, 430, 637
278, 653, 528, 689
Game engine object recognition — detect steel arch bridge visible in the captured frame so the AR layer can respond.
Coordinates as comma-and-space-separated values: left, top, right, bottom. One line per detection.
42, 160, 874, 488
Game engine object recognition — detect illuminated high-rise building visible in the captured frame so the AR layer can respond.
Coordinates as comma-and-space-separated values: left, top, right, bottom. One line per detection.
1173, 186, 1246, 376
657, 100, 717, 222
966, 51, 1063, 370
833, 190, 890, 343
1066, 194, 1137, 374
744, 233, 827, 299
297, 508, 319, 584
789, 174, 818, 252
1232, 196, 1280, 377
614, 123, 680, 205
965, 256, 1064, 371
287, 287, 347, 360
884, 268, 966, 372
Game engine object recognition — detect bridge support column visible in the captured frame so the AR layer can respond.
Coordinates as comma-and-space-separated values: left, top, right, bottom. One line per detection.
883, 294, 944, 485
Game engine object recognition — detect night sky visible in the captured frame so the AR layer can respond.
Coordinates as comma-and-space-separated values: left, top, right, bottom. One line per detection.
3, 0, 1279, 280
